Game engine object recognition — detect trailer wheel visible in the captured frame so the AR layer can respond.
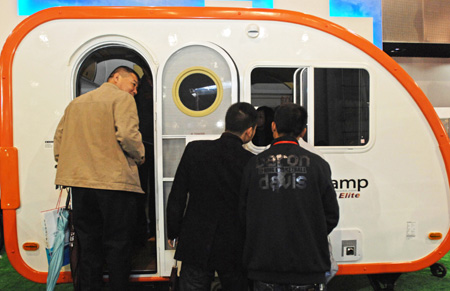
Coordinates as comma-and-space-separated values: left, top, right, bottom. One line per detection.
368, 273, 401, 290
430, 263, 447, 278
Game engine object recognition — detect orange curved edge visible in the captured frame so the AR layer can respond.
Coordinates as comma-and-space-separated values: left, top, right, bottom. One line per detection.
1, 6, 450, 281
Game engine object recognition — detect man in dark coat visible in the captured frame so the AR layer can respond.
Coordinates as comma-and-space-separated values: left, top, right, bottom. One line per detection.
240, 104, 339, 291
166, 102, 257, 291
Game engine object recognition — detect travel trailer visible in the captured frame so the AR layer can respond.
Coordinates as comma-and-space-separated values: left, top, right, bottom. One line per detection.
0, 6, 449, 288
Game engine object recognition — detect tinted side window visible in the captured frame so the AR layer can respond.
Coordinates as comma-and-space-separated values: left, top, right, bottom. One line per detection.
314, 68, 369, 146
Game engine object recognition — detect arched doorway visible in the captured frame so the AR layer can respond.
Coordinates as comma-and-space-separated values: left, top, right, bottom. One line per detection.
76, 45, 157, 274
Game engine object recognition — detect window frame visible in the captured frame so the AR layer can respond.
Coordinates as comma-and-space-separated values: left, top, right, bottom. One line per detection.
247, 63, 375, 153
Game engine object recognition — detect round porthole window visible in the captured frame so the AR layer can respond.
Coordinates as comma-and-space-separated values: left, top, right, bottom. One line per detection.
172, 66, 223, 117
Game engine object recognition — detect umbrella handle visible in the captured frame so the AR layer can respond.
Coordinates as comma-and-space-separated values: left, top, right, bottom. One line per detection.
56, 188, 71, 214
56, 188, 63, 213
65, 188, 72, 210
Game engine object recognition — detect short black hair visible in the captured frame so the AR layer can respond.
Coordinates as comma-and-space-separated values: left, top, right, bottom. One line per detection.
225, 102, 257, 135
274, 103, 307, 137
107, 66, 141, 83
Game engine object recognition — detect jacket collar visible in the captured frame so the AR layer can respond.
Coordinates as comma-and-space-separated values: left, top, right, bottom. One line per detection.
102, 82, 120, 91
220, 132, 244, 145
271, 135, 299, 146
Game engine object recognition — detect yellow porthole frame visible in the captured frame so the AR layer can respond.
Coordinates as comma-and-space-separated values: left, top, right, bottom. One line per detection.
172, 66, 223, 117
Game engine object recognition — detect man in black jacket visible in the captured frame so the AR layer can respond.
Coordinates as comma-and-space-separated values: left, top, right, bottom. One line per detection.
166, 102, 257, 290
240, 104, 339, 291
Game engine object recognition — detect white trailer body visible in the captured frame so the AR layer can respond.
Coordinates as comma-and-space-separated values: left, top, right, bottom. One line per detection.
0, 7, 449, 284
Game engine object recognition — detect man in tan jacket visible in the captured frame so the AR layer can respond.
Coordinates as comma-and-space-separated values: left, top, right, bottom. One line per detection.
54, 66, 145, 290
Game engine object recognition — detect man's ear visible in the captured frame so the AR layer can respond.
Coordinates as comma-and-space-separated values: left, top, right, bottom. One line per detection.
271, 122, 278, 139
300, 128, 307, 138
240, 126, 255, 143
246, 126, 255, 139
110, 72, 120, 84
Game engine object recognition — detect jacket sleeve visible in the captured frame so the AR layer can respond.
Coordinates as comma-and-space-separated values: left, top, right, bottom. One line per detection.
238, 159, 253, 238
321, 163, 340, 234
114, 94, 145, 165
53, 113, 66, 163
166, 143, 192, 240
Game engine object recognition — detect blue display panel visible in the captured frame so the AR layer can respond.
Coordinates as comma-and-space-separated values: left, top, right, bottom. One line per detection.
330, 0, 382, 49
18, 1, 378, 47
18, 0, 273, 16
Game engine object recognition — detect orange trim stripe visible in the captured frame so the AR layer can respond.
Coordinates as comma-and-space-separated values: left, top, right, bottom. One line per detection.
1, 6, 450, 282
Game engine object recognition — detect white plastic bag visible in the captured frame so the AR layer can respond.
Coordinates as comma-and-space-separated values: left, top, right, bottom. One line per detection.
40, 190, 70, 266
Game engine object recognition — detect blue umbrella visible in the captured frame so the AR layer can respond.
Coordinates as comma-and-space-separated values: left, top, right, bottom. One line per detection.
46, 208, 69, 291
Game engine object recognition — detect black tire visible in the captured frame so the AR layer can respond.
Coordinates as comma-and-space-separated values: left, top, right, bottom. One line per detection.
430, 263, 447, 278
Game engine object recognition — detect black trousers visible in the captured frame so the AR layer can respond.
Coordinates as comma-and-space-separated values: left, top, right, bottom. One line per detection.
179, 262, 248, 291
72, 187, 138, 291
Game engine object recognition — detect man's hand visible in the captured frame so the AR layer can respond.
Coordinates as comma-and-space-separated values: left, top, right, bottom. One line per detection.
168, 239, 177, 248
139, 156, 146, 166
